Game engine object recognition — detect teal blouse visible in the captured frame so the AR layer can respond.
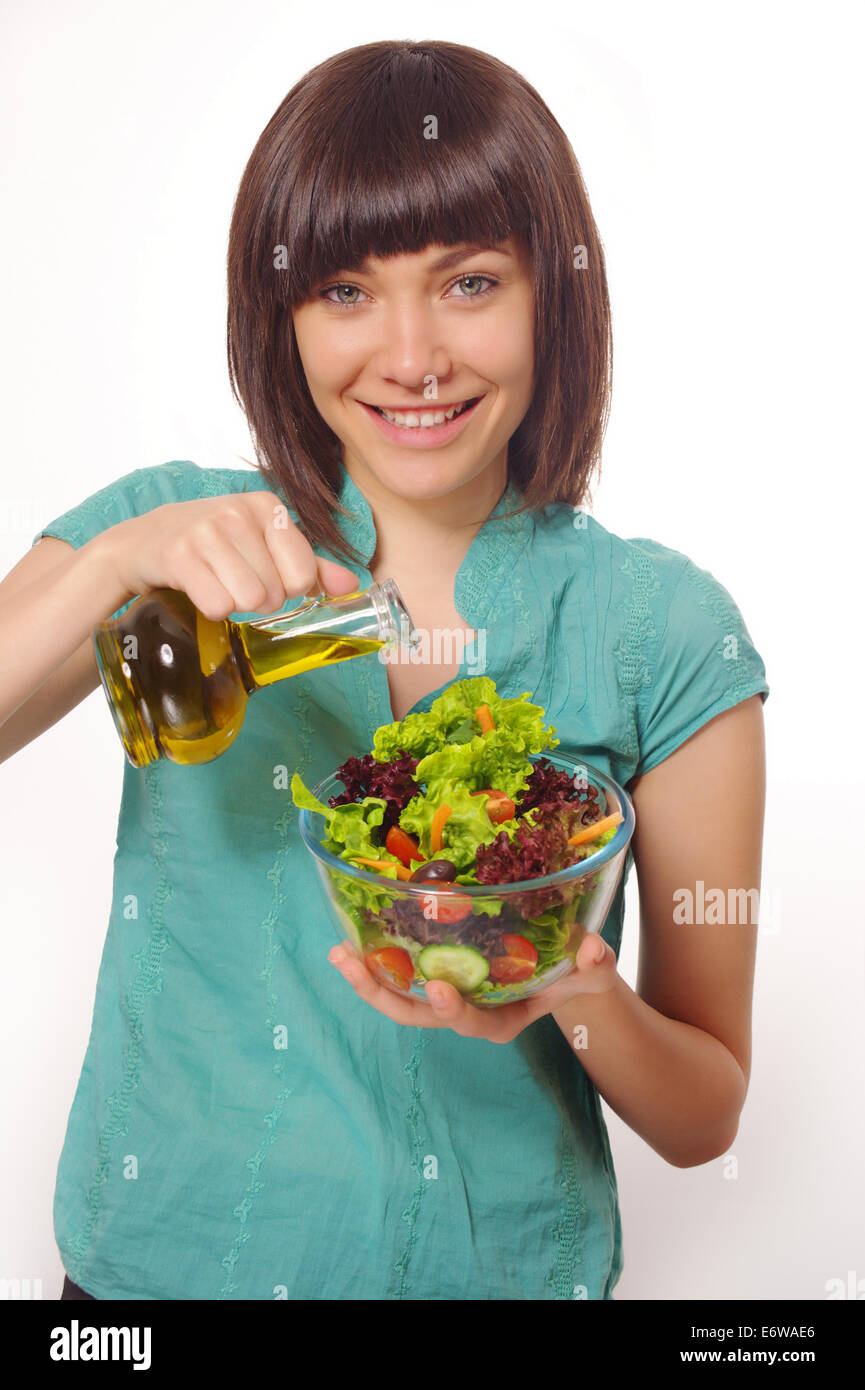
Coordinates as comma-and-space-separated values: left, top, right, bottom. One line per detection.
33, 459, 769, 1300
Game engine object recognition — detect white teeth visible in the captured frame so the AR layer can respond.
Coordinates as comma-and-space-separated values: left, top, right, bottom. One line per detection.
377, 400, 472, 428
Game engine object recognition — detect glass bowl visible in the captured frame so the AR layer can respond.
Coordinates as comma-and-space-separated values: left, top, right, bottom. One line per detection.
297, 751, 635, 1009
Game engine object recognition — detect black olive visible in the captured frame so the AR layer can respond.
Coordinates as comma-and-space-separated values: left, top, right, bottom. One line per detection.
410, 858, 458, 882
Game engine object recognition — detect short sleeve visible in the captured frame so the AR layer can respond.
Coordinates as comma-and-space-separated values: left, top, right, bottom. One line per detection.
30, 460, 216, 551
29, 460, 265, 622
634, 554, 769, 777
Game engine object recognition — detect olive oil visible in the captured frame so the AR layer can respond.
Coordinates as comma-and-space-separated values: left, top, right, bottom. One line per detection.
93, 581, 417, 768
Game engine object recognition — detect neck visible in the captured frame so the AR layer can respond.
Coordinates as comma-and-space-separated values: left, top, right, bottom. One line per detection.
342, 449, 510, 575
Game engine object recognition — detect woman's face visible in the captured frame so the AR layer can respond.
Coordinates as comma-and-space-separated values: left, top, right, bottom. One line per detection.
291, 236, 535, 504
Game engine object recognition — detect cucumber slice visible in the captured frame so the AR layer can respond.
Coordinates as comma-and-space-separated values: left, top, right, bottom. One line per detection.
417, 944, 490, 992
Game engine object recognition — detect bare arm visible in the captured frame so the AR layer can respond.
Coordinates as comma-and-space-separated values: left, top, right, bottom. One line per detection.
0, 493, 361, 766
551, 694, 765, 1167
0, 533, 135, 761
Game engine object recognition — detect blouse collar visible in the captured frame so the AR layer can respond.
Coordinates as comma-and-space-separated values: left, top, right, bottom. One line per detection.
331, 461, 536, 627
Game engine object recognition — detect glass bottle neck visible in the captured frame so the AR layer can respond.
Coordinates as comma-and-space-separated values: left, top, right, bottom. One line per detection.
231, 580, 419, 691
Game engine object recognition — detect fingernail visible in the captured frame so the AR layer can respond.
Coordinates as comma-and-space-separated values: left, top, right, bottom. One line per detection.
594, 941, 606, 964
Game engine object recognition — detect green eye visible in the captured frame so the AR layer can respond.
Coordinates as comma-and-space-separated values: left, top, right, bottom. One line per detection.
320, 284, 364, 308
317, 273, 499, 310
449, 275, 498, 299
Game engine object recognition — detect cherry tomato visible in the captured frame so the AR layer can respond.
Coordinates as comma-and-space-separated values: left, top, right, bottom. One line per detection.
469, 788, 516, 823
484, 793, 516, 823
489, 934, 539, 984
364, 946, 415, 991
489, 955, 536, 983
385, 825, 426, 867
501, 934, 538, 964
422, 883, 473, 924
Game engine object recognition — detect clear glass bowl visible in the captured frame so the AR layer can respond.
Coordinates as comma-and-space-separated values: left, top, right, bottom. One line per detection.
297, 751, 635, 1009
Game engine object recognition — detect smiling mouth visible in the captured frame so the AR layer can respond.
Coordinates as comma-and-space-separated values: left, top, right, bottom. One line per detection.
364, 397, 480, 427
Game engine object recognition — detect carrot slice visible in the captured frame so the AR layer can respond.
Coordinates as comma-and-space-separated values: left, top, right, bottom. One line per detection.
475, 704, 495, 734
349, 856, 413, 881
567, 812, 624, 846
430, 803, 452, 853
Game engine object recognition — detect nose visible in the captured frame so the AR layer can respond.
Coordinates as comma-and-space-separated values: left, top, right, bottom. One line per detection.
373, 300, 453, 396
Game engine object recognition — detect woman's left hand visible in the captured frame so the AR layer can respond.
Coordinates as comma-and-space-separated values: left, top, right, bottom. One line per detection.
327, 932, 618, 1044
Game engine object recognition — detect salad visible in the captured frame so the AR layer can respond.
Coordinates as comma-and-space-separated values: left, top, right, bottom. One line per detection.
291, 676, 624, 1003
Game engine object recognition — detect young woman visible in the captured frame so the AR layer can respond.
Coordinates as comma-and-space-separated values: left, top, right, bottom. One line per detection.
0, 40, 768, 1301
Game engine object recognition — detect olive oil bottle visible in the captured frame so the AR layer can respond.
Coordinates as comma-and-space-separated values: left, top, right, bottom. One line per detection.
93, 580, 418, 768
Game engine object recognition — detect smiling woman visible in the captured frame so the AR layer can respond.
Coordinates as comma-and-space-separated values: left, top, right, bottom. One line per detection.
226, 39, 612, 570
291, 237, 533, 494
5, 38, 769, 1306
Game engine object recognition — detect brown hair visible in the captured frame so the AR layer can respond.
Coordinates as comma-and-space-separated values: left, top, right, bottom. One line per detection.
226, 39, 612, 569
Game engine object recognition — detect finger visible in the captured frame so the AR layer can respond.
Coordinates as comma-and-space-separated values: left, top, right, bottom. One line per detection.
548, 936, 619, 1000
513, 946, 618, 1022
213, 504, 297, 610
316, 557, 363, 596
519, 972, 593, 1019
255, 499, 360, 600
577, 933, 612, 970
422, 979, 477, 1029
423, 979, 460, 1010
328, 946, 444, 1028
423, 979, 527, 1043
188, 520, 288, 616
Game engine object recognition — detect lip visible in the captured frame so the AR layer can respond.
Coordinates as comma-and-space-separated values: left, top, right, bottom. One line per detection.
357, 396, 484, 447
364, 399, 474, 412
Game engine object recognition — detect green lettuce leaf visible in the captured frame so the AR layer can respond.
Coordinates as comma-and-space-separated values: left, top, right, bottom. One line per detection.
291, 770, 383, 852
413, 731, 533, 804
371, 676, 559, 765
291, 772, 401, 914
290, 771, 332, 820
430, 677, 558, 757
399, 781, 519, 869
372, 708, 444, 762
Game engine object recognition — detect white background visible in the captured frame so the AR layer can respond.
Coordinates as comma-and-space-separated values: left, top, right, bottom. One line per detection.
1, 0, 863, 1302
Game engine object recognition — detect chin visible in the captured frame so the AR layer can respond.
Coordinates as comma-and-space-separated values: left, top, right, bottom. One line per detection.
360, 454, 491, 499
384, 472, 475, 504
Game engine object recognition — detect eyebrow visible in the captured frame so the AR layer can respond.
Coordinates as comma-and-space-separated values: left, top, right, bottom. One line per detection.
349, 242, 513, 277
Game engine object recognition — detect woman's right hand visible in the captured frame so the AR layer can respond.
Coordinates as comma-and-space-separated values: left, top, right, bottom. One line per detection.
99, 490, 361, 619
